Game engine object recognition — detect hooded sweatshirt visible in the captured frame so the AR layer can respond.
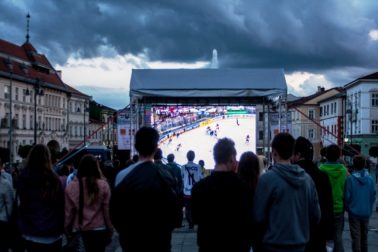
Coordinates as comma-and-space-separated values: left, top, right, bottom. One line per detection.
253, 163, 320, 247
345, 169, 376, 220
319, 163, 348, 214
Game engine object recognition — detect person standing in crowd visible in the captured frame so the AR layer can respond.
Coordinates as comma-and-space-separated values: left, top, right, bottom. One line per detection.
237, 151, 260, 193
292, 137, 334, 252
110, 127, 179, 252
65, 160, 77, 187
182, 150, 203, 229
17, 144, 64, 251
192, 138, 254, 252
199, 160, 210, 177
57, 164, 70, 190
0, 157, 13, 186
345, 155, 376, 252
154, 148, 165, 167
65, 154, 113, 252
319, 144, 349, 252
0, 157, 14, 252
167, 153, 184, 227
253, 133, 320, 252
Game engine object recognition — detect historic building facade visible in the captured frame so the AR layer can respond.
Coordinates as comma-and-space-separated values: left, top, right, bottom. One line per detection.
0, 38, 90, 162
343, 72, 378, 155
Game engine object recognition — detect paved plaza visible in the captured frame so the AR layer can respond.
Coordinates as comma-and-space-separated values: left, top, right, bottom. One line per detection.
106, 209, 378, 252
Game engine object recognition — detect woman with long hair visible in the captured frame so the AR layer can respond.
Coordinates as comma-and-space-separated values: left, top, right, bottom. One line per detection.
17, 144, 64, 251
237, 151, 261, 251
237, 151, 260, 193
65, 154, 114, 252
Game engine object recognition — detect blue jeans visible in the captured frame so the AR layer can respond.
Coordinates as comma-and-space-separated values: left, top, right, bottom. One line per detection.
348, 216, 368, 252
333, 213, 344, 252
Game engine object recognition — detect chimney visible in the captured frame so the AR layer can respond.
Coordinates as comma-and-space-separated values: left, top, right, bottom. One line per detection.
317, 86, 325, 93
56, 70, 62, 78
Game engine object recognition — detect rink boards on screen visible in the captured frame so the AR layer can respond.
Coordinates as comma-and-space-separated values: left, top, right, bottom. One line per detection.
159, 115, 256, 169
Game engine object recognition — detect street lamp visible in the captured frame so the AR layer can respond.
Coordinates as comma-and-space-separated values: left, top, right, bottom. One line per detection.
346, 99, 353, 145
26, 79, 44, 145
5, 59, 13, 164
78, 101, 89, 146
107, 114, 112, 147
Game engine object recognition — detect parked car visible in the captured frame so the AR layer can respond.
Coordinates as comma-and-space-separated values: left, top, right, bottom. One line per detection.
54, 145, 113, 175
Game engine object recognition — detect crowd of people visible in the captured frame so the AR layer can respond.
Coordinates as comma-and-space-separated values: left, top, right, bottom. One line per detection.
0, 126, 376, 252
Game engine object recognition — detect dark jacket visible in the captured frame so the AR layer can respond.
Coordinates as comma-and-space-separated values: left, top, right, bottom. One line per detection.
192, 171, 254, 252
17, 168, 64, 237
296, 159, 334, 252
110, 161, 179, 252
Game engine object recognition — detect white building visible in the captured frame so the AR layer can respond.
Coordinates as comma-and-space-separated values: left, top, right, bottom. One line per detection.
343, 72, 378, 155
0, 38, 90, 162
318, 92, 345, 147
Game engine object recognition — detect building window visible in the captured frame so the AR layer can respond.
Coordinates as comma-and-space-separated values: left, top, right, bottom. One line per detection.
4, 86, 10, 99
14, 114, 19, 129
309, 110, 315, 120
308, 129, 314, 139
38, 116, 42, 130
15, 87, 19, 101
320, 107, 323, 116
23, 89, 26, 102
334, 102, 337, 114
22, 114, 26, 129
331, 103, 334, 115
259, 112, 263, 121
30, 115, 33, 129
372, 120, 378, 134
372, 93, 378, 107
259, 130, 263, 140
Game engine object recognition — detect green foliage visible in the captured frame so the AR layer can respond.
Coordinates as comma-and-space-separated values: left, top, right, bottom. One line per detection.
89, 101, 102, 121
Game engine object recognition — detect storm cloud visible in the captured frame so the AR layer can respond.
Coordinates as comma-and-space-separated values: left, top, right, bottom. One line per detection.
1, 0, 378, 91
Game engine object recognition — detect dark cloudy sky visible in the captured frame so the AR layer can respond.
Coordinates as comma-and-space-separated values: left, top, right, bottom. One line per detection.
1, 0, 378, 108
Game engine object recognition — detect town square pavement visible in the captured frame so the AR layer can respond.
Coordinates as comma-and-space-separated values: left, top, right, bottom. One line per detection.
105, 209, 378, 252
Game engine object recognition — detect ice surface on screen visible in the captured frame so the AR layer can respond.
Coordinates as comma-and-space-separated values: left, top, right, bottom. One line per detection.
154, 106, 256, 170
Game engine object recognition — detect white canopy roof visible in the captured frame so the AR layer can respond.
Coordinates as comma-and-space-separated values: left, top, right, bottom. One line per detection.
130, 68, 287, 103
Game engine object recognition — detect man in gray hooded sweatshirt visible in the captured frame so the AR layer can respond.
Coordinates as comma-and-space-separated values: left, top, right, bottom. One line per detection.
253, 133, 321, 252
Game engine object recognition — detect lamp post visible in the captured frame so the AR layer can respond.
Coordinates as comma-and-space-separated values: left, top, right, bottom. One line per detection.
6, 60, 13, 164
81, 101, 89, 146
29, 79, 44, 145
346, 100, 353, 145
106, 114, 110, 147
